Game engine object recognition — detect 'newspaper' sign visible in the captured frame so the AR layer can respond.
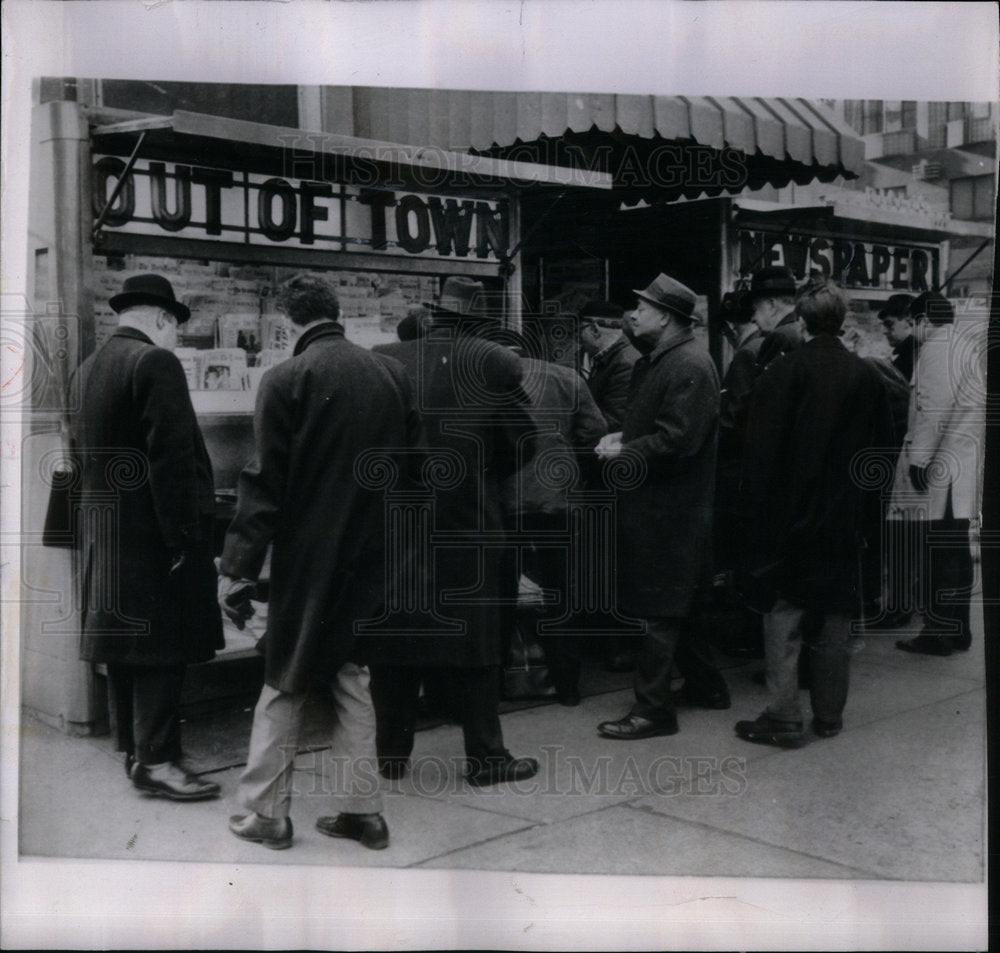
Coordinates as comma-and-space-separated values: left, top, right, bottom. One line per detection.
735, 228, 940, 292
92, 156, 509, 261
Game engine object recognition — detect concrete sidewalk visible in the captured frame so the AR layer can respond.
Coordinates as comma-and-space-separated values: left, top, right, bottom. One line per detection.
17, 625, 985, 882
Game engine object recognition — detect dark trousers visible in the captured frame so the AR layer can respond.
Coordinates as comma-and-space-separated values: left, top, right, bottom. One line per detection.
921, 499, 974, 645
107, 663, 186, 765
369, 664, 506, 763
631, 616, 726, 721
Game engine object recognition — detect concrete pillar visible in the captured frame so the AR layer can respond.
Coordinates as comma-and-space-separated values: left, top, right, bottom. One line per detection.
20, 101, 105, 734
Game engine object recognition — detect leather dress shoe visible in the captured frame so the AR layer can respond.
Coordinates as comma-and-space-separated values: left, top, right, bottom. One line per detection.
597, 713, 679, 740
675, 684, 731, 710
734, 712, 804, 747
811, 717, 843, 738
131, 761, 221, 801
316, 812, 389, 850
465, 754, 539, 787
896, 634, 953, 657
229, 812, 293, 850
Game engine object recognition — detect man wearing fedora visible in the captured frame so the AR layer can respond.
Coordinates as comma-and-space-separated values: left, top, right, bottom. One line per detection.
364, 276, 541, 786
747, 265, 801, 372
578, 300, 640, 433
595, 273, 730, 739
70, 274, 223, 800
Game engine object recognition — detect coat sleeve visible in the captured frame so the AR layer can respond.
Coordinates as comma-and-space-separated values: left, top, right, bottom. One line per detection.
740, 357, 797, 574
570, 370, 608, 450
490, 347, 538, 481
624, 360, 719, 465
905, 339, 951, 469
599, 357, 634, 432
132, 347, 202, 549
220, 367, 295, 580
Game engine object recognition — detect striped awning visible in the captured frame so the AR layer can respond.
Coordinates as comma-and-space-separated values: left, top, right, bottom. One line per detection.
348, 89, 865, 200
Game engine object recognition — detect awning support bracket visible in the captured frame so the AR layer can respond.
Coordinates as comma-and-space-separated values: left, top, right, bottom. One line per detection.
91, 131, 147, 241
497, 189, 568, 279
939, 239, 991, 293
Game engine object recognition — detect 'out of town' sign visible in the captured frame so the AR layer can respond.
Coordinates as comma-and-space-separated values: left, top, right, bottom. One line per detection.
735, 228, 940, 292
92, 157, 510, 260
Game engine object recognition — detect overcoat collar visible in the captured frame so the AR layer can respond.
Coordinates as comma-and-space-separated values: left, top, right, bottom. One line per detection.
111, 326, 155, 346
293, 321, 346, 356
592, 334, 630, 366
646, 323, 695, 364
802, 334, 848, 353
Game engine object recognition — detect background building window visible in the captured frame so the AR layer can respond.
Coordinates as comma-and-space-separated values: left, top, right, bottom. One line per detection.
863, 100, 885, 135
900, 101, 917, 130
950, 175, 995, 220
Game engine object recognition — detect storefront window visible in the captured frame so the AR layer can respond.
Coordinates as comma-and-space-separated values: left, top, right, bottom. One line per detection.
92, 253, 440, 390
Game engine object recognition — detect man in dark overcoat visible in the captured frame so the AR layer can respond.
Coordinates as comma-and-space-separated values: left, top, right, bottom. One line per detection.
220, 274, 423, 851
364, 276, 541, 787
70, 274, 223, 801
735, 281, 894, 746
750, 265, 801, 372
578, 300, 639, 432
578, 300, 643, 671
596, 273, 730, 739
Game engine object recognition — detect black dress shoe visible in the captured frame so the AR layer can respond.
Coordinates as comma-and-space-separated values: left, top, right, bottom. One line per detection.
811, 717, 843, 738
556, 688, 581, 707
675, 684, 731, 710
597, 713, 679, 740
229, 812, 293, 849
734, 712, 804, 747
316, 812, 389, 850
124, 753, 135, 778
896, 634, 953, 657
465, 754, 539, 787
952, 634, 972, 651
131, 761, 221, 801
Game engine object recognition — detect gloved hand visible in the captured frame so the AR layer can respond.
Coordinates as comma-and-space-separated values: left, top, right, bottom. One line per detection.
909, 464, 930, 494
218, 574, 257, 630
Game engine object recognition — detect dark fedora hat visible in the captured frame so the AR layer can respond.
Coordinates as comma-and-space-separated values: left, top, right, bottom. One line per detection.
633, 273, 698, 322
110, 274, 191, 323
426, 276, 493, 320
748, 266, 797, 301
878, 293, 915, 321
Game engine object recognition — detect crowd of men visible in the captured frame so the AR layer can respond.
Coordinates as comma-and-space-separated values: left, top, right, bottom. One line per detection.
67, 264, 982, 851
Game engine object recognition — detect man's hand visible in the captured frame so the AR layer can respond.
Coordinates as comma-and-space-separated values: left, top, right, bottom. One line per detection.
217, 573, 257, 630
595, 431, 624, 460
909, 464, 930, 494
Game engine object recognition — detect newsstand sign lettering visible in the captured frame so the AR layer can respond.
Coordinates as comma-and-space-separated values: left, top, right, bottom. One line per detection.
92, 156, 509, 260
735, 228, 940, 292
